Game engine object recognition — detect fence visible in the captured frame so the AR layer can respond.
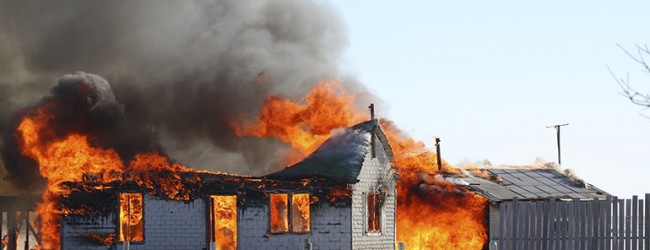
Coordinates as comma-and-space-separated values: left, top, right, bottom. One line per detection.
495, 194, 650, 250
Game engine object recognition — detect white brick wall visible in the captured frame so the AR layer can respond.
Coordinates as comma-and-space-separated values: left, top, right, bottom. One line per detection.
62, 194, 352, 250
62, 193, 207, 250
351, 135, 397, 250
238, 203, 351, 250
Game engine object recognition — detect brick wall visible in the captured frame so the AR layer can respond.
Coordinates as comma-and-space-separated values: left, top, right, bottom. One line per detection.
62, 193, 207, 250
351, 135, 397, 250
238, 203, 351, 250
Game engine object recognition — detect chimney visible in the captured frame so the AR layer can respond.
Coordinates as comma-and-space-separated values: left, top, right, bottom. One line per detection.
435, 137, 442, 172
369, 103, 376, 158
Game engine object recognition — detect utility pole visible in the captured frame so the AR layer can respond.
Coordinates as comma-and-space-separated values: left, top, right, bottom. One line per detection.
546, 123, 569, 165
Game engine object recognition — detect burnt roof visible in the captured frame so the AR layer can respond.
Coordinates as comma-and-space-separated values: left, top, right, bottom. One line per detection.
457, 168, 609, 201
265, 119, 393, 183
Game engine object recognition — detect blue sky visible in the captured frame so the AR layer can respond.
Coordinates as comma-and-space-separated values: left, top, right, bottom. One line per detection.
329, 1, 650, 197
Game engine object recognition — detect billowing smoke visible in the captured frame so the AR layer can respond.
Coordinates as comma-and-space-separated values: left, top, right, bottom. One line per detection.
0, 0, 375, 190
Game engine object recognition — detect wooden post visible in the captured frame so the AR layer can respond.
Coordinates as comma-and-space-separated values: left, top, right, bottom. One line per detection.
512, 198, 519, 250
499, 202, 505, 250
645, 194, 650, 250
580, 201, 591, 250
537, 201, 544, 250
620, 200, 626, 250
7, 208, 17, 250
546, 123, 569, 165
627, 199, 633, 250
634, 196, 639, 250
637, 199, 648, 249
0, 210, 3, 246
606, 196, 612, 250
543, 200, 550, 250
590, 198, 600, 250
24, 211, 30, 250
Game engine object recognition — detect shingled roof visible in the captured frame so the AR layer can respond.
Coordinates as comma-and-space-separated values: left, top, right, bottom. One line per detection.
265, 119, 393, 183
455, 168, 609, 201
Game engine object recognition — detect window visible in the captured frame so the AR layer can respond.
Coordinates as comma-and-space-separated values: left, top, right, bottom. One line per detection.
119, 193, 144, 242
290, 194, 310, 233
367, 193, 383, 234
269, 193, 311, 234
210, 195, 237, 250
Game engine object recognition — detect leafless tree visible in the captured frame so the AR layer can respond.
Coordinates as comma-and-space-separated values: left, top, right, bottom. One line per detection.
610, 44, 650, 110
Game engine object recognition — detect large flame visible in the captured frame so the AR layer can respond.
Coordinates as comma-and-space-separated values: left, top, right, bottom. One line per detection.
15, 80, 489, 249
380, 120, 488, 249
234, 80, 366, 165
14, 100, 205, 249
237, 84, 489, 249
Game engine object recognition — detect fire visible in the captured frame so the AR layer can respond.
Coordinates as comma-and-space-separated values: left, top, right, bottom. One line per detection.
118, 193, 144, 242
15, 78, 489, 249
234, 81, 366, 165
15, 100, 207, 249
290, 194, 310, 232
211, 195, 237, 250
17, 101, 125, 249
380, 120, 488, 250
269, 193, 289, 233
237, 83, 489, 249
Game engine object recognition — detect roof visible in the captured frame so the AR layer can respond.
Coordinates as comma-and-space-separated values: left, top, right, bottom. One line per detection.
265, 119, 392, 183
456, 168, 608, 201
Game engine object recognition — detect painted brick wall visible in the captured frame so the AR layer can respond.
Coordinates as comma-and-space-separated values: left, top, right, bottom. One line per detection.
351, 135, 397, 250
62, 193, 207, 250
238, 202, 351, 250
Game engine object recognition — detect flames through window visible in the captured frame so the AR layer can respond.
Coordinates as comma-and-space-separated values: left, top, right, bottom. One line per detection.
367, 193, 382, 233
210, 195, 237, 250
270, 193, 310, 234
119, 193, 144, 242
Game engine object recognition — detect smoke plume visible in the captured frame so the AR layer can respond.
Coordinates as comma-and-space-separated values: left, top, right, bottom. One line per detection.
0, 0, 375, 190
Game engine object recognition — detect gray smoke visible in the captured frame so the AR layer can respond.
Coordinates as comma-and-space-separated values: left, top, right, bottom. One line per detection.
0, 0, 376, 188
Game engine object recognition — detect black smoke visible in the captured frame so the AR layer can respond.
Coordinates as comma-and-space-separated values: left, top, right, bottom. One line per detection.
0, 0, 376, 190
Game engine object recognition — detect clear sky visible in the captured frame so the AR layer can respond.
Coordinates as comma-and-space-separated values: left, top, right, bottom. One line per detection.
329, 1, 650, 198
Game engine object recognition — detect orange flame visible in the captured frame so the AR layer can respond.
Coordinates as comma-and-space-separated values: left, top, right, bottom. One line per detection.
290, 194, 310, 232
234, 81, 366, 165
380, 120, 488, 250
239, 83, 489, 249
211, 195, 237, 250
269, 193, 289, 233
15, 100, 207, 249
118, 193, 144, 242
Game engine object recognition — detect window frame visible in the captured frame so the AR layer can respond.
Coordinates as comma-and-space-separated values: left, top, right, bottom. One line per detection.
209, 195, 238, 250
268, 193, 311, 234
366, 192, 384, 236
118, 192, 145, 243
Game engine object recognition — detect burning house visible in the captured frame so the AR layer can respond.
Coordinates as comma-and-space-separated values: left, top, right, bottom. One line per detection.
59, 119, 397, 250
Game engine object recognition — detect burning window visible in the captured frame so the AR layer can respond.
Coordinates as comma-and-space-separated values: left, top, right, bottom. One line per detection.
118, 193, 144, 242
269, 194, 289, 233
269, 193, 311, 234
367, 193, 382, 233
210, 195, 237, 250
290, 193, 310, 233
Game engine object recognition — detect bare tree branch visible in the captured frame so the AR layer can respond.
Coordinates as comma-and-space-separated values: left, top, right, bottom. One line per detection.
611, 44, 650, 109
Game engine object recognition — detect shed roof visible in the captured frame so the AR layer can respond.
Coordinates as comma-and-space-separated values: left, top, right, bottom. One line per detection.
457, 168, 608, 201
265, 119, 393, 183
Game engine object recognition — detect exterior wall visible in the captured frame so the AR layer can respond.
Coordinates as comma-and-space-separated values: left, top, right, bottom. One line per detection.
62, 193, 207, 250
488, 202, 500, 249
62, 193, 351, 250
351, 134, 397, 250
239, 202, 351, 250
